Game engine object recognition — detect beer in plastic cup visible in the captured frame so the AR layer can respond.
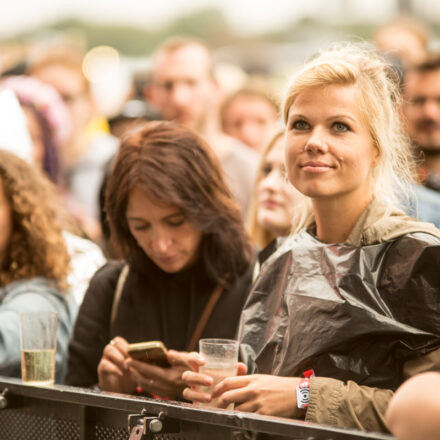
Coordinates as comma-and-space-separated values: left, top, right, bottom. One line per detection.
19, 311, 57, 386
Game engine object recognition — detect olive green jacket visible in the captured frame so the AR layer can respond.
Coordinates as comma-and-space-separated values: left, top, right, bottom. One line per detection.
305, 201, 440, 432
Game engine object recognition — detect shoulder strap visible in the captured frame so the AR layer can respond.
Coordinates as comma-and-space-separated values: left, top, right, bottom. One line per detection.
186, 284, 224, 353
110, 266, 223, 351
110, 264, 129, 334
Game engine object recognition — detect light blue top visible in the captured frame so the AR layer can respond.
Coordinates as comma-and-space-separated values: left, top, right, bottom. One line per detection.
401, 183, 440, 229
0, 277, 78, 383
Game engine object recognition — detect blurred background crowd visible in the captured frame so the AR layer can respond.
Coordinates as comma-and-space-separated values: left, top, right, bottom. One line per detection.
1, 0, 440, 246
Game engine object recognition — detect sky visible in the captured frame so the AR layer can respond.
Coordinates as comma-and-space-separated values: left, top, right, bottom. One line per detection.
0, 0, 417, 38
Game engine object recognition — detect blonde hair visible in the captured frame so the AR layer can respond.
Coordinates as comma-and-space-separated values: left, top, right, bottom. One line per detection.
247, 130, 285, 248
282, 43, 417, 233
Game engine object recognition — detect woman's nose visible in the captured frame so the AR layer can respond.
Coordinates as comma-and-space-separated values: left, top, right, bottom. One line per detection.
170, 83, 191, 107
151, 232, 172, 254
304, 127, 328, 153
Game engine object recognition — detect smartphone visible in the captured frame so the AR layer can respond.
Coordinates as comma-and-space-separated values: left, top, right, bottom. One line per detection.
127, 341, 170, 367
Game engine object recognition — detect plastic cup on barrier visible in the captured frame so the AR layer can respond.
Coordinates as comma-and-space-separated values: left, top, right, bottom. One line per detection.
19, 311, 58, 386
198, 338, 239, 409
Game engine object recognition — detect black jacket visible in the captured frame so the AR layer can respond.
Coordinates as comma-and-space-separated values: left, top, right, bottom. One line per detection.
66, 251, 254, 387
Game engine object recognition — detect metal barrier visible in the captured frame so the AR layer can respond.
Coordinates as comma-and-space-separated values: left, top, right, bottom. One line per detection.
0, 377, 394, 440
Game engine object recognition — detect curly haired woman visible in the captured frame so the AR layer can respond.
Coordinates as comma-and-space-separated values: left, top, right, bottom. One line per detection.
0, 150, 77, 383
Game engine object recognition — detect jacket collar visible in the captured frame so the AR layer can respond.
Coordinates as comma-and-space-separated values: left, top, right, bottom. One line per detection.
346, 199, 440, 246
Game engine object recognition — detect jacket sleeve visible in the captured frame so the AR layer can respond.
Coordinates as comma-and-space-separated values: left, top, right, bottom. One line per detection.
305, 377, 392, 432
65, 262, 122, 387
305, 347, 440, 432
0, 287, 72, 383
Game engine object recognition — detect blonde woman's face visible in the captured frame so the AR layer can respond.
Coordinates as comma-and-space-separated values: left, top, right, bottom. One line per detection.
257, 138, 297, 237
126, 186, 202, 273
285, 84, 379, 207
0, 180, 12, 262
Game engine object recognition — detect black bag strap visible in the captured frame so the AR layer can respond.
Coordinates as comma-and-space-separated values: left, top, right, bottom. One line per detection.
186, 284, 223, 352
110, 264, 223, 353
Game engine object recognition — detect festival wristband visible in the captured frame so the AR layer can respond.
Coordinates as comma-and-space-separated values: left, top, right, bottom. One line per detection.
296, 377, 310, 410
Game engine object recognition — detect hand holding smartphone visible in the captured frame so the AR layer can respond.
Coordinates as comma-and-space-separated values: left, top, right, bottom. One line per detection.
126, 341, 170, 368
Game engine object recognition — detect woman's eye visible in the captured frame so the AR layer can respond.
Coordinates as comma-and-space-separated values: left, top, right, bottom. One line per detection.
262, 164, 272, 176
333, 122, 349, 132
167, 217, 185, 227
292, 120, 309, 130
133, 224, 149, 231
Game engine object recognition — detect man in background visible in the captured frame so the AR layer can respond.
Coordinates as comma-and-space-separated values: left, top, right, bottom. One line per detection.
146, 36, 258, 216
402, 54, 440, 191
401, 54, 440, 227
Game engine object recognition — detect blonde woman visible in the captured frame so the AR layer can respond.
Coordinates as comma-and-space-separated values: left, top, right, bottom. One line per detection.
0, 150, 77, 383
181, 44, 440, 432
247, 131, 299, 249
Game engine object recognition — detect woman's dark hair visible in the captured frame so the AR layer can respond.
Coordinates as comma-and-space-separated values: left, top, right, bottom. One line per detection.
106, 121, 253, 284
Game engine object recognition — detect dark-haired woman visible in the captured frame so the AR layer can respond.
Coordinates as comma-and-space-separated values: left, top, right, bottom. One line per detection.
66, 121, 254, 398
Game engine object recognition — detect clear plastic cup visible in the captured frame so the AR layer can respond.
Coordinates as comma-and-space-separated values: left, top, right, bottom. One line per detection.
198, 338, 239, 409
19, 311, 58, 386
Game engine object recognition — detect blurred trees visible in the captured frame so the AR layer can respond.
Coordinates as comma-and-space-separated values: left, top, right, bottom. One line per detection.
4, 6, 439, 76
10, 9, 235, 56
7, 7, 383, 56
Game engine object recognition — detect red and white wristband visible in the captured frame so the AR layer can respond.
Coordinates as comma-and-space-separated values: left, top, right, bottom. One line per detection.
296, 378, 310, 409
296, 369, 314, 410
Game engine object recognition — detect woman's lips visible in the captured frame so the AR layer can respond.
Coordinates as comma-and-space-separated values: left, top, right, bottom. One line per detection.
262, 199, 282, 209
156, 255, 176, 265
300, 161, 333, 173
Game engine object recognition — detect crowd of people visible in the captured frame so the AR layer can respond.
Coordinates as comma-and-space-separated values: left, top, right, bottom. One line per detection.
0, 15, 439, 440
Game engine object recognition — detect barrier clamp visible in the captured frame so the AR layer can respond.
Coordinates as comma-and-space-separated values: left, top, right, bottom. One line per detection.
0, 388, 8, 410
128, 410, 179, 439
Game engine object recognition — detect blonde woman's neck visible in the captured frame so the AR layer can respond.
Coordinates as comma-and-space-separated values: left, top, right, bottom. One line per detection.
312, 195, 372, 244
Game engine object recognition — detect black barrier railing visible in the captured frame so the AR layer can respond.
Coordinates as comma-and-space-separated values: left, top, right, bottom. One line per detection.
0, 377, 394, 440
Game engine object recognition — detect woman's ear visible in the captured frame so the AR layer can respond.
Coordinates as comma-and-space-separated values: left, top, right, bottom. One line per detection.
371, 143, 381, 167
